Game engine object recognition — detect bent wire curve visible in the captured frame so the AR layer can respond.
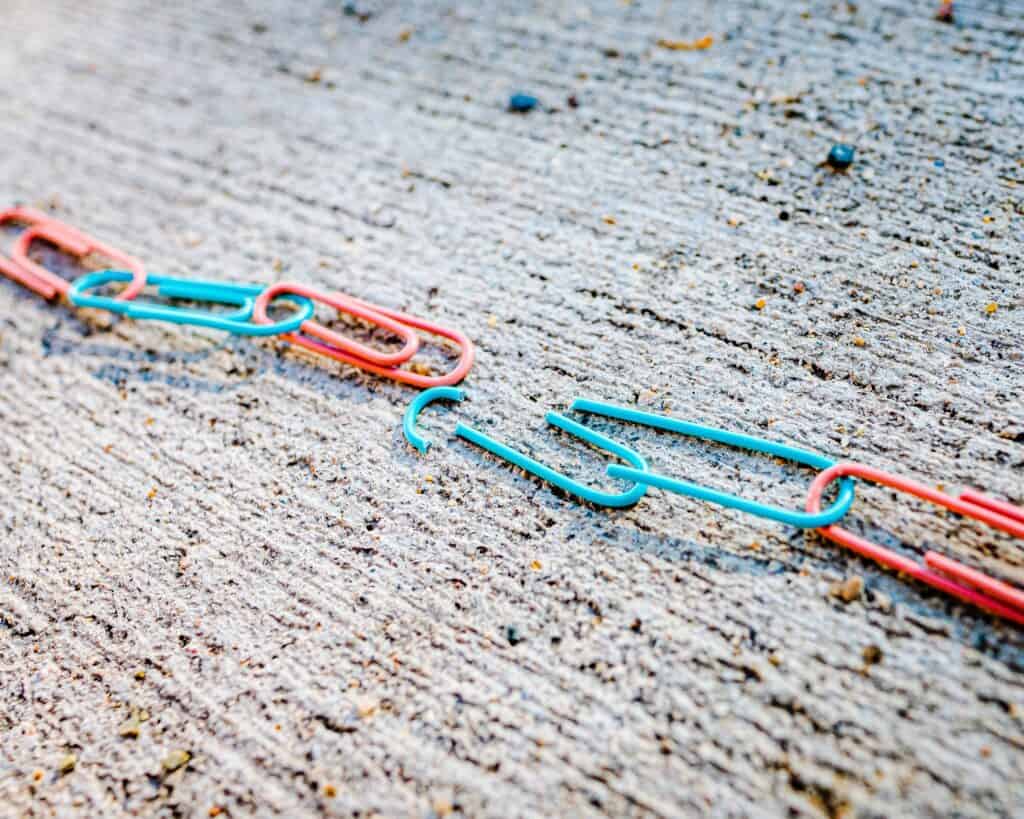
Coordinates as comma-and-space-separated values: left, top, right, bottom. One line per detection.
807, 462, 1024, 625
68, 271, 314, 336
299, 293, 474, 389
455, 412, 648, 507
572, 398, 854, 528
171, 281, 475, 388
11, 221, 147, 301
403, 386, 466, 453
0, 207, 92, 298
251, 282, 421, 367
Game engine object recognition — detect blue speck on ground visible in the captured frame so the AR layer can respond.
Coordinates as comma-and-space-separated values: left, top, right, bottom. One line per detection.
827, 143, 855, 169
508, 93, 539, 113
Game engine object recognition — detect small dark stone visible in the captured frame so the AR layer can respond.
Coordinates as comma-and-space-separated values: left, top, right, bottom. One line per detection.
508, 93, 539, 113
251, 22, 268, 34
779, 210, 790, 221
343, 3, 373, 22
826, 143, 855, 170
505, 625, 524, 645
567, 94, 579, 109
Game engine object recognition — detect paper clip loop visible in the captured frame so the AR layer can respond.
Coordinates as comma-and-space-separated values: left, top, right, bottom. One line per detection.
251, 286, 475, 389
572, 399, 855, 527
455, 413, 649, 507
8, 220, 147, 301
806, 462, 1024, 624
1, 206, 85, 247
68, 271, 314, 336
242, 281, 421, 367
0, 207, 93, 297
404, 386, 466, 453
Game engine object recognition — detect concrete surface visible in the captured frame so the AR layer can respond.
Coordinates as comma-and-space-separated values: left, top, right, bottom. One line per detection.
1, 1, 1022, 817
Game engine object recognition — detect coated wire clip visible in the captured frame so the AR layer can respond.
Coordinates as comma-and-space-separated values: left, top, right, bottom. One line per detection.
806, 463, 1024, 624
1, 207, 97, 297
455, 413, 649, 508
250, 285, 475, 388
69, 271, 315, 336
403, 389, 648, 506
403, 388, 647, 505
572, 399, 856, 528
403, 386, 466, 453
7, 219, 147, 301
245, 281, 422, 366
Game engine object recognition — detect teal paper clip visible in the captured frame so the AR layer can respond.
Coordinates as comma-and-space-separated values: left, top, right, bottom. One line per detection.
455, 412, 649, 507
403, 386, 465, 453
571, 398, 855, 528
68, 271, 314, 336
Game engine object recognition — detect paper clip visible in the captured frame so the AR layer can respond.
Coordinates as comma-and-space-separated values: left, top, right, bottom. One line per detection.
958, 488, 1024, 527
1, 206, 85, 245
68, 271, 314, 336
403, 386, 466, 453
251, 286, 475, 389
242, 282, 422, 367
572, 399, 855, 527
805, 462, 1024, 624
455, 412, 649, 507
0, 207, 92, 296
8, 220, 147, 301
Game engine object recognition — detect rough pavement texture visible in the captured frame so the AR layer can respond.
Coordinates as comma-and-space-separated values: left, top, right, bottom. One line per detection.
1, 1, 1022, 817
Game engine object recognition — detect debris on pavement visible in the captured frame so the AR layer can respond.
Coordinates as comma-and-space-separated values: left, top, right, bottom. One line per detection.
826, 143, 856, 170
656, 35, 714, 51
508, 93, 539, 113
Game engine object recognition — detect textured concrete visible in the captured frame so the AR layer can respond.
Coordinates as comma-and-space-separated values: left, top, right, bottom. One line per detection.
1, 1, 1022, 817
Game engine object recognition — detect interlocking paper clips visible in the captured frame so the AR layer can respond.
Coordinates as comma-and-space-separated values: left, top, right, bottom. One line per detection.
573, 399, 855, 528
806, 462, 1024, 624
0, 203, 475, 390
69, 272, 315, 336
252, 287, 475, 388
6, 202, 1021, 629
402, 389, 1023, 625
402, 387, 649, 506
456, 412, 650, 507
6, 218, 147, 301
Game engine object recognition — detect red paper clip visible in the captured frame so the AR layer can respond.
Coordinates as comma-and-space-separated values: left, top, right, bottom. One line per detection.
0, 207, 90, 296
250, 282, 421, 366
1, 206, 84, 243
252, 286, 474, 389
806, 462, 1024, 624
7, 220, 147, 301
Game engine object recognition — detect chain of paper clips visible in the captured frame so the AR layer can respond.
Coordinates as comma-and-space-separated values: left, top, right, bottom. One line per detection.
0, 207, 474, 388
3, 205, 1023, 625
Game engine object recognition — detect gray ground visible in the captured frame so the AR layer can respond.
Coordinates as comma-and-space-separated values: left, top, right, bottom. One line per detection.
1, 1, 1022, 817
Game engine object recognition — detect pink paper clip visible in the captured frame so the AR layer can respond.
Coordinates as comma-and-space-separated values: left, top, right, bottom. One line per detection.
924, 489, 1024, 615
252, 285, 475, 389
806, 462, 1024, 624
7, 220, 147, 301
1, 206, 84, 243
0, 207, 91, 296
250, 282, 421, 367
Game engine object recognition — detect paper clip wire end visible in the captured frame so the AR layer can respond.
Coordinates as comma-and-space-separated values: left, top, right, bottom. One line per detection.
455, 412, 648, 508
403, 386, 466, 454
